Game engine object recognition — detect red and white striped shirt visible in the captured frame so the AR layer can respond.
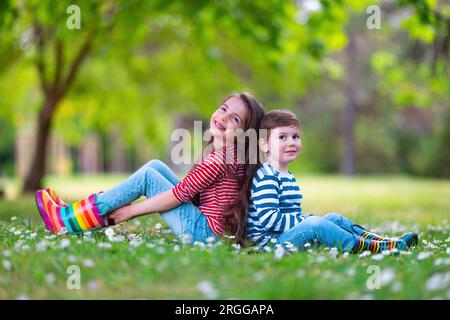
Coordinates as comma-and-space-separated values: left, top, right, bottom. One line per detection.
172, 144, 245, 235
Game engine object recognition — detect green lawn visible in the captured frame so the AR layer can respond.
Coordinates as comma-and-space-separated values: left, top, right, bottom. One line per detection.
0, 174, 449, 299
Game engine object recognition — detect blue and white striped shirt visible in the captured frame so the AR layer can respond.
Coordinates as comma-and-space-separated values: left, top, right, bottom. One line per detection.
247, 163, 306, 246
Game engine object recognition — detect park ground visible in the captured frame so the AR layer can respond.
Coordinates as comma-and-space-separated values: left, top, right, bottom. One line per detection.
0, 174, 449, 299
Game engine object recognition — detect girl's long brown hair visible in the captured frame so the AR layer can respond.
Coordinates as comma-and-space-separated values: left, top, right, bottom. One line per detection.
190, 92, 265, 216
224, 109, 300, 245
221, 93, 265, 245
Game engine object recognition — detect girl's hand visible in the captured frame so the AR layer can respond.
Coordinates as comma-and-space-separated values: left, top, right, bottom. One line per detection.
108, 205, 134, 225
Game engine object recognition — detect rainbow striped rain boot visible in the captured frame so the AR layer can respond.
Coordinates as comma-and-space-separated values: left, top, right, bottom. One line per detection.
35, 189, 107, 235
351, 236, 408, 254
352, 224, 418, 248
44, 187, 69, 207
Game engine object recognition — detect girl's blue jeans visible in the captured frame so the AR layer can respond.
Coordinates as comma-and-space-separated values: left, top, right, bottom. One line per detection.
94, 159, 217, 244
275, 213, 366, 252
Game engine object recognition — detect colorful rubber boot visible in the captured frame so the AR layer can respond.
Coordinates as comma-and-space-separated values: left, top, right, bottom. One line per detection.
398, 232, 419, 248
35, 189, 107, 235
44, 188, 105, 208
352, 224, 390, 241
351, 236, 408, 254
44, 188, 69, 207
353, 224, 418, 247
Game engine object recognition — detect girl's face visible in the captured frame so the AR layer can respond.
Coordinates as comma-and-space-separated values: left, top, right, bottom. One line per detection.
261, 126, 302, 168
209, 96, 248, 143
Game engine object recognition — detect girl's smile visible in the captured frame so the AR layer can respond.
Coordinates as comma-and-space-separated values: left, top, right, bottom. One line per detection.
209, 96, 248, 145
212, 120, 226, 131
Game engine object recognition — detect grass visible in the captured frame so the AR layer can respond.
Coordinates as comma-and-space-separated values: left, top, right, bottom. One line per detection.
0, 174, 449, 299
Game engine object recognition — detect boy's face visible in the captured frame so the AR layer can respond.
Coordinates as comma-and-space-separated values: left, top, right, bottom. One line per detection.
261, 126, 302, 167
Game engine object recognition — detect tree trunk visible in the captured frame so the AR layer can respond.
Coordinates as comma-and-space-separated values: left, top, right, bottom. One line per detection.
22, 94, 59, 193
341, 32, 357, 176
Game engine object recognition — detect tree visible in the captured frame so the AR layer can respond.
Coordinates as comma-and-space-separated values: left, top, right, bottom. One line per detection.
2, 0, 291, 193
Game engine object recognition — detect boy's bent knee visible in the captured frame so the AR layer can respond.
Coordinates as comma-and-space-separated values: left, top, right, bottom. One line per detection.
323, 213, 343, 223
303, 215, 327, 229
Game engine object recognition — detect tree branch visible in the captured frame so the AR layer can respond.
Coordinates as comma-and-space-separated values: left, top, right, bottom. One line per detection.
53, 39, 64, 90
59, 31, 93, 98
33, 21, 49, 96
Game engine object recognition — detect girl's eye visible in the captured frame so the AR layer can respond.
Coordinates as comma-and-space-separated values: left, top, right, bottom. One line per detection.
232, 116, 239, 123
293, 135, 300, 140
279, 135, 286, 140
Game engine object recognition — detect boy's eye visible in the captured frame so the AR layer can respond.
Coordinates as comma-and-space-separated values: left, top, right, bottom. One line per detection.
293, 135, 300, 140
279, 135, 286, 140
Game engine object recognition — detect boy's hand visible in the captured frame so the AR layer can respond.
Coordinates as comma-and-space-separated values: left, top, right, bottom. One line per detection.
108, 205, 134, 225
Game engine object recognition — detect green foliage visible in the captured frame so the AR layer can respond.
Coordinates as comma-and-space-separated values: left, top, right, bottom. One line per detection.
0, 0, 449, 178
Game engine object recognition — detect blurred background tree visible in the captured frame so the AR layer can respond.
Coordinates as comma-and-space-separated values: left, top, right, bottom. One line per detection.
0, 0, 448, 195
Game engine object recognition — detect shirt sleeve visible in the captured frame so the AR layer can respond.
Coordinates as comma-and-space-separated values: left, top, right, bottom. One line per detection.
172, 148, 230, 203
250, 171, 293, 233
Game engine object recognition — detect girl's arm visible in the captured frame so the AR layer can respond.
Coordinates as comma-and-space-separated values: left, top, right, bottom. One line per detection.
110, 147, 230, 225
108, 189, 181, 224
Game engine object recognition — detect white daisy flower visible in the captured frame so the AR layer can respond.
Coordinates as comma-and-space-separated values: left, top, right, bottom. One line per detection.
254, 272, 264, 282
425, 272, 450, 291
129, 240, 142, 248
3, 260, 12, 271
372, 254, 384, 261
380, 268, 395, 286
197, 280, 219, 299
60, 238, 71, 249
417, 251, 432, 260
83, 259, 95, 268
296, 270, 305, 278
157, 247, 166, 254
359, 251, 371, 258
36, 241, 47, 252
98, 242, 112, 249
45, 273, 56, 284
274, 246, 285, 260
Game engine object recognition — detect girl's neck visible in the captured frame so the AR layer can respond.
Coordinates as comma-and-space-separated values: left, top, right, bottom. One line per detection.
212, 136, 233, 149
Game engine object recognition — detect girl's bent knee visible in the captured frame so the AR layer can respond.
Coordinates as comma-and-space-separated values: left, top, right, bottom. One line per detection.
145, 159, 164, 169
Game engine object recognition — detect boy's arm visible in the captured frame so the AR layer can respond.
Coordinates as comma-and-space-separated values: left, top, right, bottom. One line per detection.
108, 189, 181, 224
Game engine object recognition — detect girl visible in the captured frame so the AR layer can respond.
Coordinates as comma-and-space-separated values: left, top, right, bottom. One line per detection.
35, 92, 265, 244
244, 109, 418, 254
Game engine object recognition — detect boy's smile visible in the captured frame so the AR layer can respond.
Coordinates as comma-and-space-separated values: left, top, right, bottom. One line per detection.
262, 126, 302, 173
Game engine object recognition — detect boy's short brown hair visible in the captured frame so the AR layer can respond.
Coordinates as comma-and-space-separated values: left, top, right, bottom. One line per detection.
261, 109, 300, 138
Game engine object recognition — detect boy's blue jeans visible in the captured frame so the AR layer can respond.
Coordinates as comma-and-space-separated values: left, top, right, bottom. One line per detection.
94, 159, 216, 244
275, 213, 363, 252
